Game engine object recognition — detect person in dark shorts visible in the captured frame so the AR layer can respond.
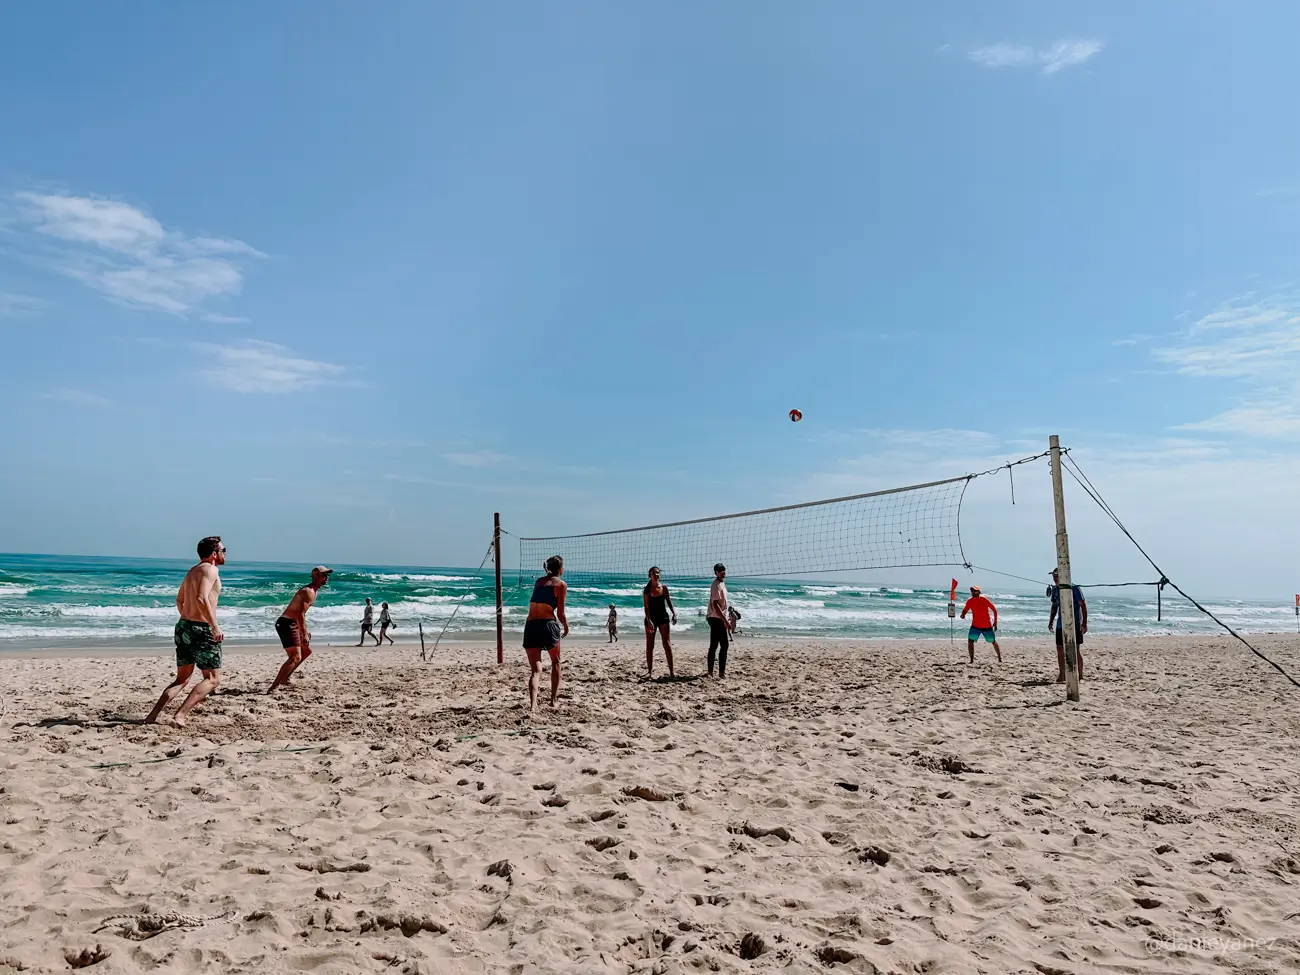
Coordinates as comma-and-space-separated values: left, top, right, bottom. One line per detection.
642, 566, 677, 679
523, 555, 568, 710
1048, 568, 1088, 682
706, 563, 733, 677
377, 601, 395, 645
607, 604, 618, 643
357, 598, 379, 646
269, 566, 331, 693
147, 536, 226, 728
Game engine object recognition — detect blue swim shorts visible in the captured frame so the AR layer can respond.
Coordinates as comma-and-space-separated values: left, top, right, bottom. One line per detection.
968, 627, 997, 643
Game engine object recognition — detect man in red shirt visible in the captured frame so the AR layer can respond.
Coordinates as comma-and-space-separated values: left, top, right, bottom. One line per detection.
960, 585, 1002, 663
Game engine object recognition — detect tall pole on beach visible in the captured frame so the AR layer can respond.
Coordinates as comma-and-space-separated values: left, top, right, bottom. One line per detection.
1049, 436, 1081, 702
494, 512, 504, 665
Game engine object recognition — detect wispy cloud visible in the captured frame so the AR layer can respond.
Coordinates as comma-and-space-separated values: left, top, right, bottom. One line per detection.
41, 387, 111, 408
15, 192, 263, 315
443, 450, 509, 469
1154, 294, 1300, 380
200, 313, 251, 324
1155, 292, 1300, 439
196, 340, 348, 394
968, 39, 1104, 74
0, 292, 46, 318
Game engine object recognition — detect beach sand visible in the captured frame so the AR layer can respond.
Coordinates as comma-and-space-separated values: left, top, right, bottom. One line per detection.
1, 634, 1299, 973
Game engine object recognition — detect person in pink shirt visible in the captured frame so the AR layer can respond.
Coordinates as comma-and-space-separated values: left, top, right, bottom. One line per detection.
960, 585, 1002, 663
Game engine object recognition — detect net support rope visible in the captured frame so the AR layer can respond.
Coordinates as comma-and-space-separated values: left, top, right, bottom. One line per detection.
421, 539, 495, 661
518, 450, 1050, 584
1058, 451, 1300, 690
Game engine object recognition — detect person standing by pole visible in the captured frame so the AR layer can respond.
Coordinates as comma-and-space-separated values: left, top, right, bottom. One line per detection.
1048, 434, 1082, 701
706, 563, 733, 678
1048, 568, 1087, 683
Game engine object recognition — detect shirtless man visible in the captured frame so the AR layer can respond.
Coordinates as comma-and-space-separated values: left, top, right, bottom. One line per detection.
268, 566, 331, 692
147, 536, 226, 727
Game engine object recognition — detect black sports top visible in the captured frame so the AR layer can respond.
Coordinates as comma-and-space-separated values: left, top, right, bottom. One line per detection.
644, 584, 670, 624
530, 576, 560, 608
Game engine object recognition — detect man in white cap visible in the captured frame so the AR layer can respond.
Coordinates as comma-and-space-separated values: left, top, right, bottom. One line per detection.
269, 565, 332, 693
960, 584, 1001, 663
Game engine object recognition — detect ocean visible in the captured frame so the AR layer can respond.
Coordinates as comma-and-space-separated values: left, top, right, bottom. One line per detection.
0, 552, 1294, 647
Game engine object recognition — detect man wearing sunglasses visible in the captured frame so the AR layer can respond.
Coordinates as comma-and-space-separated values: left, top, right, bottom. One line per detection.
147, 535, 226, 727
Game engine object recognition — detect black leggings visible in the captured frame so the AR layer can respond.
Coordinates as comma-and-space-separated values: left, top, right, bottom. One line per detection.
707, 618, 730, 676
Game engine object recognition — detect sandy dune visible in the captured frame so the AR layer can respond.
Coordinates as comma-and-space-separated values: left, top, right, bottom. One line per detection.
2, 634, 1299, 973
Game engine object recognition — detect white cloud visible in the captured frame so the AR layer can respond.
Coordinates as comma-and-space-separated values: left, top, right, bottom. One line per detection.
443, 451, 509, 469
41, 388, 111, 408
200, 313, 251, 324
968, 39, 1103, 74
1179, 404, 1300, 440
1154, 292, 1300, 440
1153, 295, 1300, 379
0, 292, 46, 318
196, 340, 347, 394
15, 192, 263, 315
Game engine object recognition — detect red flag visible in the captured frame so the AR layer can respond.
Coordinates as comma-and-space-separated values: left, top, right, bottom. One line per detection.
950, 579, 959, 602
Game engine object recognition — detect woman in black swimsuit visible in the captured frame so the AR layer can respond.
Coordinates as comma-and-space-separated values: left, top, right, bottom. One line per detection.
642, 566, 677, 678
523, 555, 568, 710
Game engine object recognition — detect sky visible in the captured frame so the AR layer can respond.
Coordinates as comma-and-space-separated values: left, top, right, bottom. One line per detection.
1, 2, 1298, 598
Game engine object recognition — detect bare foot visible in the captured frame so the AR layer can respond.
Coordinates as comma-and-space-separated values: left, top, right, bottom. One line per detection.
172, 715, 188, 728
1054, 675, 1066, 683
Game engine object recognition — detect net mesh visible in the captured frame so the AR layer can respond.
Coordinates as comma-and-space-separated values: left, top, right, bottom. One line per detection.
518, 476, 969, 583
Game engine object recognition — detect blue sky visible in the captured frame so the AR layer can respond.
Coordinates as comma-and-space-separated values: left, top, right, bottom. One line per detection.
1, 2, 1298, 596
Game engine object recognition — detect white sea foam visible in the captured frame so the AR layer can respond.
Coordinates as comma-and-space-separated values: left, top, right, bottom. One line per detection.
0, 584, 31, 598
371, 573, 476, 583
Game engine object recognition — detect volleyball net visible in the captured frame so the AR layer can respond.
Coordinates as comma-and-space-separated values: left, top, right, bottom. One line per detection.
516, 453, 1051, 584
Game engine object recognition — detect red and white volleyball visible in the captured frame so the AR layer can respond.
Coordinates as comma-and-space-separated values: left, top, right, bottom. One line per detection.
789, 409, 803, 422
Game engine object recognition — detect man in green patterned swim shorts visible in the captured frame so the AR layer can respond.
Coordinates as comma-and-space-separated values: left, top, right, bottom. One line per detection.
147, 536, 226, 728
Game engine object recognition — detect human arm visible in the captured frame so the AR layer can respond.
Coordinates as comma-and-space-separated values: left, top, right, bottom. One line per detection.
991, 600, 999, 630
557, 582, 569, 637
1048, 591, 1058, 632
960, 597, 970, 620
1078, 594, 1087, 634
665, 587, 676, 625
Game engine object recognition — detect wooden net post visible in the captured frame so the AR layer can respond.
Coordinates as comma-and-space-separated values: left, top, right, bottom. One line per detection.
1049, 435, 1081, 702
494, 512, 504, 665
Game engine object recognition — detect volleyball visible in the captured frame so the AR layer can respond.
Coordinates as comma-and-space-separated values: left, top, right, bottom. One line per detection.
789, 409, 803, 422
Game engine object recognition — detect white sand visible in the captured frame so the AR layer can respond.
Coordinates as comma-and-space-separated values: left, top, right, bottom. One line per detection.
2, 634, 1299, 973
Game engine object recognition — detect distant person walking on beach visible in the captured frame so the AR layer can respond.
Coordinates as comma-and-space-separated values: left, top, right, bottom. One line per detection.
147, 536, 226, 728
707, 563, 733, 678
607, 603, 618, 643
377, 601, 395, 645
523, 555, 568, 710
961, 585, 1002, 663
357, 598, 379, 646
643, 566, 677, 678
1048, 568, 1088, 682
727, 605, 741, 636
269, 566, 331, 693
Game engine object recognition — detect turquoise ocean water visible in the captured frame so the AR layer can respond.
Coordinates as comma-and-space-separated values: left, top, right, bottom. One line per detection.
0, 553, 1294, 646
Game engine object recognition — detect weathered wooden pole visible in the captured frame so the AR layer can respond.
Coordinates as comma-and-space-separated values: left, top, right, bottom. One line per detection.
1049, 435, 1080, 702
494, 512, 504, 665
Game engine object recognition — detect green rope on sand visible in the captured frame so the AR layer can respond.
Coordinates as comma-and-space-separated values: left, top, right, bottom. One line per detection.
88, 744, 327, 770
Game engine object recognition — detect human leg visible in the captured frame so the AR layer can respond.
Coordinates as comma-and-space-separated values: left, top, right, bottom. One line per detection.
644, 620, 656, 675
659, 624, 674, 676
548, 647, 561, 705
967, 637, 976, 663
716, 622, 729, 678
526, 648, 542, 711
174, 668, 221, 726
147, 665, 194, 723
992, 638, 1002, 662
269, 647, 302, 691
